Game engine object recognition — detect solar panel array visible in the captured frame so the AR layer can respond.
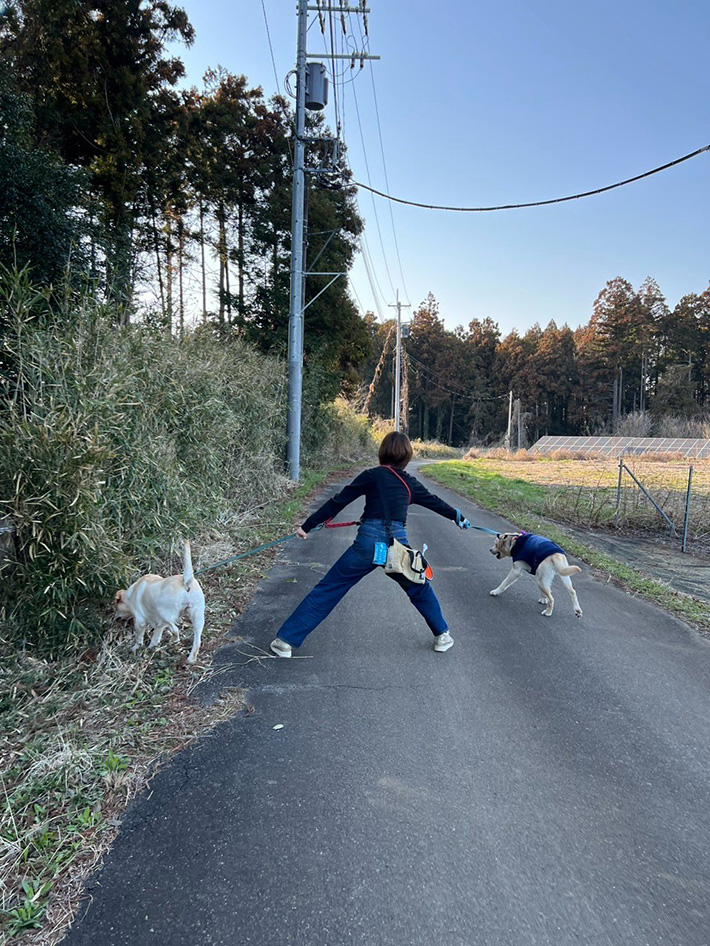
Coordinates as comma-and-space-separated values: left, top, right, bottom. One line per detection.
531, 436, 710, 458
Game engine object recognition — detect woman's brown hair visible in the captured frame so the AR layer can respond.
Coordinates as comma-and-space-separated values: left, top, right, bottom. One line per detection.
378, 431, 413, 469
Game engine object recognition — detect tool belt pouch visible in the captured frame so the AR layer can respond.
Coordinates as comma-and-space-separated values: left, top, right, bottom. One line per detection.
384, 537, 427, 585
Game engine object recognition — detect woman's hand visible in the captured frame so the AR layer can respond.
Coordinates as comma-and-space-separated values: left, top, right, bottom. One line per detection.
296, 527, 308, 540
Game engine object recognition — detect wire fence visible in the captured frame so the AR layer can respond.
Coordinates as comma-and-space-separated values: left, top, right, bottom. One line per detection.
465, 450, 710, 556
537, 455, 710, 555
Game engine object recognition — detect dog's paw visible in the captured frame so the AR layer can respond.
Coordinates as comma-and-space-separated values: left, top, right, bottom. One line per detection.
538, 596, 548, 605
541, 608, 553, 617
489, 589, 500, 597
575, 608, 583, 618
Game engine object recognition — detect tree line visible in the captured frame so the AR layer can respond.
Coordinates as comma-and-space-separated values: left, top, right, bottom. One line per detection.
363, 278, 710, 446
0, 0, 370, 397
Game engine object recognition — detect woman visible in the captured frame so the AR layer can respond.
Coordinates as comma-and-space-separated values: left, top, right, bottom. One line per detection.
270, 431, 470, 658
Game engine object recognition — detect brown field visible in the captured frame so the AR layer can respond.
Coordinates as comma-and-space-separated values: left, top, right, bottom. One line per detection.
467, 454, 710, 493
450, 453, 710, 552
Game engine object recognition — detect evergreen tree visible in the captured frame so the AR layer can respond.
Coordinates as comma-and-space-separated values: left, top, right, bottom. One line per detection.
1, 0, 195, 313
0, 65, 87, 284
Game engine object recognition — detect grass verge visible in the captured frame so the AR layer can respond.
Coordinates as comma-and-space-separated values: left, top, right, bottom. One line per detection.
0, 464, 350, 945
424, 460, 710, 631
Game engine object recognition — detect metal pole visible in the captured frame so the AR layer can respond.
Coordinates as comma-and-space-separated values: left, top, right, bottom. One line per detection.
622, 462, 676, 536
615, 456, 623, 526
682, 465, 693, 553
286, 0, 308, 481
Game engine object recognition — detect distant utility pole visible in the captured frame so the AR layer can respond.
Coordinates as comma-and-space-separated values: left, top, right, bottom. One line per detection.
286, 1, 378, 481
389, 291, 410, 432
504, 390, 513, 450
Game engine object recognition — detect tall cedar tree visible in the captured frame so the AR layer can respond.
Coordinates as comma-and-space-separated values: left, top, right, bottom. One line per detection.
1, 0, 194, 315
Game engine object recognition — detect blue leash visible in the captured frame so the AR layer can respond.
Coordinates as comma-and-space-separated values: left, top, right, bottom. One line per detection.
194, 519, 502, 577
193, 521, 351, 577
194, 534, 297, 575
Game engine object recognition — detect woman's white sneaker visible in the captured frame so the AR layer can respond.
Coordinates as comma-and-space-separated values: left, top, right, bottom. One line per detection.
433, 632, 454, 652
270, 638, 292, 658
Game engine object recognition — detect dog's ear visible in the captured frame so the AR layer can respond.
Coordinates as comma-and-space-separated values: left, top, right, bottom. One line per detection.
115, 590, 125, 605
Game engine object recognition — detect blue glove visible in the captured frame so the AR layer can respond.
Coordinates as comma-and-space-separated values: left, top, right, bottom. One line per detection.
455, 509, 472, 529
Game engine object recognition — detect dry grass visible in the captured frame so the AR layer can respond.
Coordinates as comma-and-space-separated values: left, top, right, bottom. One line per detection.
0, 463, 363, 944
0, 547, 261, 944
448, 454, 710, 553
459, 454, 710, 492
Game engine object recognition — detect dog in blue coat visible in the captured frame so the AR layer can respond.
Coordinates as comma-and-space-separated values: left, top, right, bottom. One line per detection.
489, 532, 582, 617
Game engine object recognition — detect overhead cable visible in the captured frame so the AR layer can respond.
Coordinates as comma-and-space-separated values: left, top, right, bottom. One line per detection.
352, 144, 710, 213
356, 12, 410, 306
259, 0, 281, 95
351, 82, 397, 296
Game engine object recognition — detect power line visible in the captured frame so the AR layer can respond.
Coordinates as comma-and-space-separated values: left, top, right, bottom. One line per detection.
367, 62, 411, 305
351, 81, 397, 296
354, 14, 411, 306
353, 144, 710, 213
347, 275, 367, 316
357, 233, 387, 320
259, 0, 281, 95
408, 353, 509, 401
326, 3, 342, 136
407, 354, 471, 398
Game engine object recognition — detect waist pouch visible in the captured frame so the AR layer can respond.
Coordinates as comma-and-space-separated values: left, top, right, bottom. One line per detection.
384, 537, 429, 585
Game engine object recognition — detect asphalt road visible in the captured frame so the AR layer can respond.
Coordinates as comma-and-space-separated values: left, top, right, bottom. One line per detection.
62, 466, 710, 946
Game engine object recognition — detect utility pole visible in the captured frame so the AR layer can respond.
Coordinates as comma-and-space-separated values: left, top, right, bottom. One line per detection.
389, 291, 410, 431
504, 390, 513, 451
286, 0, 308, 481
285, 2, 379, 481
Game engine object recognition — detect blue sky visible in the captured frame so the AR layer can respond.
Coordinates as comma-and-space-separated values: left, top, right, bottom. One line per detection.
171, 1, 709, 336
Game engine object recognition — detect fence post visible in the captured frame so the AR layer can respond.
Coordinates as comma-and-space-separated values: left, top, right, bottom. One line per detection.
615, 456, 623, 527
682, 465, 693, 553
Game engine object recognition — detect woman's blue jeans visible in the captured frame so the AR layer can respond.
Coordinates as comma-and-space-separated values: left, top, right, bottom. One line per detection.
276, 519, 449, 648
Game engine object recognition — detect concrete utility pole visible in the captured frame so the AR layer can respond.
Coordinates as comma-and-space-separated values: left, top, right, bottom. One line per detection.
286, 0, 308, 481
504, 391, 513, 450
389, 291, 410, 432
504, 390, 513, 450
285, 2, 379, 481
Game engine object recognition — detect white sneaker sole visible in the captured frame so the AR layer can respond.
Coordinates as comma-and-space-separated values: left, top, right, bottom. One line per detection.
270, 641, 292, 658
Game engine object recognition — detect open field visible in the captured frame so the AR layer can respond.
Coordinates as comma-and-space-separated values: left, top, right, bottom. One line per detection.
424, 458, 710, 632
463, 452, 710, 491
449, 454, 710, 550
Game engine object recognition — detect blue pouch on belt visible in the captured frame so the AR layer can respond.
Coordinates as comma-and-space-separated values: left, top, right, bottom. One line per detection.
373, 541, 388, 565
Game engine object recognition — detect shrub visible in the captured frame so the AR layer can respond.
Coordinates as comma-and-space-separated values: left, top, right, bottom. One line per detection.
0, 281, 289, 653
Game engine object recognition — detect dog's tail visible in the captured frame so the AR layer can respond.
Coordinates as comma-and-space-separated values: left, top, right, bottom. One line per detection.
558, 564, 582, 577
182, 540, 195, 589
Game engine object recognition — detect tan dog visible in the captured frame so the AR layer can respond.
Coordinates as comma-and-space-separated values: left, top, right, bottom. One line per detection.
489, 532, 582, 617
115, 541, 205, 663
